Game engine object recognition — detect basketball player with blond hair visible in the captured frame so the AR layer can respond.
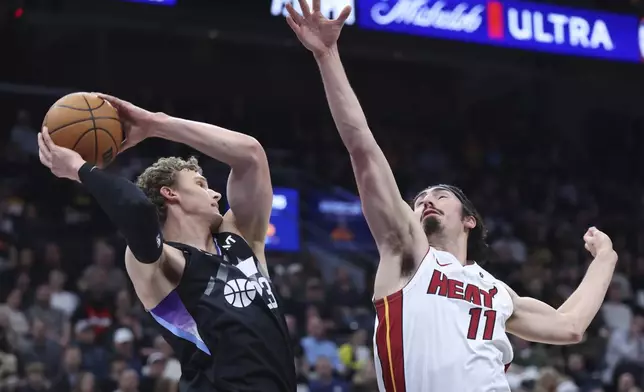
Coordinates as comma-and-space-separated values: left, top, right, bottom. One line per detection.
286, 1, 618, 391
37, 95, 296, 391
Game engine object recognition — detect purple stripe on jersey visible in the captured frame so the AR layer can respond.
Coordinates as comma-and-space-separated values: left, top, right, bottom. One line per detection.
150, 291, 211, 355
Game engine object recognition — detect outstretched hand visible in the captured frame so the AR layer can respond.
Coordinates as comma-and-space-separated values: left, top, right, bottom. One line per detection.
93, 93, 157, 153
285, 0, 352, 58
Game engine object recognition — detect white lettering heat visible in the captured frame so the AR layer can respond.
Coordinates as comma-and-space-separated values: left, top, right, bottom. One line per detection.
370, 0, 484, 33
507, 8, 614, 50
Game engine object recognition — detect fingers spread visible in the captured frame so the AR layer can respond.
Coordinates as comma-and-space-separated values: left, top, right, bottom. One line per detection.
286, 15, 301, 33
297, 0, 311, 17
312, 0, 320, 12
286, 3, 305, 25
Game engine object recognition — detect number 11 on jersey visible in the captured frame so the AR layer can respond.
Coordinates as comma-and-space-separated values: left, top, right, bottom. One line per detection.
467, 308, 496, 340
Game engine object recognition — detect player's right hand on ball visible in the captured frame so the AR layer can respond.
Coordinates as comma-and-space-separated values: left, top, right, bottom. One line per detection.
94, 93, 156, 153
38, 127, 85, 182
583, 227, 616, 259
285, 0, 352, 58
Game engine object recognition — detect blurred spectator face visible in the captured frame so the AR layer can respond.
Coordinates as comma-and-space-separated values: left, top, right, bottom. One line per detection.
110, 359, 127, 380
118, 369, 139, 392
16, 272, 30, 291
351, 329, 367, 346
64, 347, 82, 372
48, 270, 66, 291
413, 188, 473, 240
307, 317, 324, 339
75, 323, 95, 345
6, 289, 22, 309
31, 318, 46, 341
93, 240, 115, 268
315, 357, 334, 380
78, 372, 96, 392
25, 363, 45, 387
154, 335, 174, 357
618, 372, 636, 392
147, 353, 167, 378
35, 285, 51, 307
566, 353, 584, 372
116, 289, 132, 310
19, 248, 34, 268
630, 314, 644, 335
43, 242, 61, 267
305, 278, 325, 302
114, 328, 135, 356
608, 283, 623, 302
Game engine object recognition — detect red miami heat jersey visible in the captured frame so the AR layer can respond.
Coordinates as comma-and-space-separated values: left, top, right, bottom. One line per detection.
373, 247, 514, 392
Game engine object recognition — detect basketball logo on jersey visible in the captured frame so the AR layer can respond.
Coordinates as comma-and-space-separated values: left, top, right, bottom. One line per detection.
222, 277, 279, 310
224, 279, 258, 308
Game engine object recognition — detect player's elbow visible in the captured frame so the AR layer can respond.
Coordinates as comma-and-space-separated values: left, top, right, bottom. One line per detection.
561, 315, 584, 344
237, 137, 266, 168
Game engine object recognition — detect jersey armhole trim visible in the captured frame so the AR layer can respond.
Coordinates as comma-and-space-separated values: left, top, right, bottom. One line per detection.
374, 245, 432, 306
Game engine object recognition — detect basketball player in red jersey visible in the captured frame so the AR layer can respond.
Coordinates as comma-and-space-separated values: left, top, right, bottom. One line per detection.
286, 1, 618, 391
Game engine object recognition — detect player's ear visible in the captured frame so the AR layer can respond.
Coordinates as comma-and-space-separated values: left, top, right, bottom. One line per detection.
160, 186, 179, 202
463, 215, 476, 231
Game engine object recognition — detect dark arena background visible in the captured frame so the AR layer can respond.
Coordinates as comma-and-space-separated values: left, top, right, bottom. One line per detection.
2, 0, 644, 391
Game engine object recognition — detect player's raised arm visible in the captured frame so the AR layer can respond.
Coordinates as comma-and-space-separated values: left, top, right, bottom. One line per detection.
285, 0, 425, 257
505, 227, 617, 345
37, 128, 166, 266
98, 94, 272, 261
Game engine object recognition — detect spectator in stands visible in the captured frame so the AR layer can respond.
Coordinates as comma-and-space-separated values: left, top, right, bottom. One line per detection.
301, 317, 342, 373
139, 352, 166, 392
49, 269, 79, 317
51, 346, 83, 392
20, 362, 50, 392
18, 318, 62, 380
351, 357, 378, 392
74, 320, 109, 380
112, 328, 143, 374
602, 282, 633, 332
338, 329, 371, 378
27, 284, 70, 346
0, 319, 19, 390
101, 356, 127, 392
308, 357, 350, 392
116, 368, 140, 392
603, 312, 644, 384
0, 289, 30, 338
72, 372, 98, 392
72, 276, 114, 343
78, 239, 127, 296
151, 335, 180, 382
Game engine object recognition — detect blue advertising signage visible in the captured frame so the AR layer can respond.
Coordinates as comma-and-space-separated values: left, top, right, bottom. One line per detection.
309, 193, 376, 251
358, 0, 644, 62
265, 188, 300, 252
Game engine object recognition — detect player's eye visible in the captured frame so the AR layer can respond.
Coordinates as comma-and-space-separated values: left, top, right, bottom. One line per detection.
438, 196, 447, 200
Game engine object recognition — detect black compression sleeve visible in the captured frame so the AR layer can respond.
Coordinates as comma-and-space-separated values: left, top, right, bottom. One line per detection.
78, 163, 163, 263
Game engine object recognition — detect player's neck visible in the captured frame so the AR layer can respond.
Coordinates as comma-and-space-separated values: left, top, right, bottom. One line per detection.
427, 234, 468, 265
163, 214, 217, 253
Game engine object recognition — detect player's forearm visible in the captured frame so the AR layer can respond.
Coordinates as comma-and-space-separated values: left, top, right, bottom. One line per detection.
315, 46, 376, 154
78, 163, 163, 263
150, 114, 263, 169
558, 250, 618, 334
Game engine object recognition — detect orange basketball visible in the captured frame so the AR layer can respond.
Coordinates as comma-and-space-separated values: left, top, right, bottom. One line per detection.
43, 92, 123, 167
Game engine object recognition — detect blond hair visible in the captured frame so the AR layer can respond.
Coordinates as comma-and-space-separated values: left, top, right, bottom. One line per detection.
136, 156, 202, 223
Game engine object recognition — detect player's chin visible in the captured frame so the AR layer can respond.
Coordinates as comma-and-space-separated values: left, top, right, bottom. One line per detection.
422, 215, 442, 234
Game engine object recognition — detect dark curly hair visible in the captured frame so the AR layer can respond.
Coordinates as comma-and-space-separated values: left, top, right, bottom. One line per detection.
412, 184, 489, 263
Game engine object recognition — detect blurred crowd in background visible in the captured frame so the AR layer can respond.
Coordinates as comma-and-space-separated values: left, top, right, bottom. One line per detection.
3, 0, 644, 391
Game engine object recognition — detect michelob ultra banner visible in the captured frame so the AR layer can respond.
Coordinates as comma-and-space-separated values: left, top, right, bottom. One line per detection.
358, 0, 644, 62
